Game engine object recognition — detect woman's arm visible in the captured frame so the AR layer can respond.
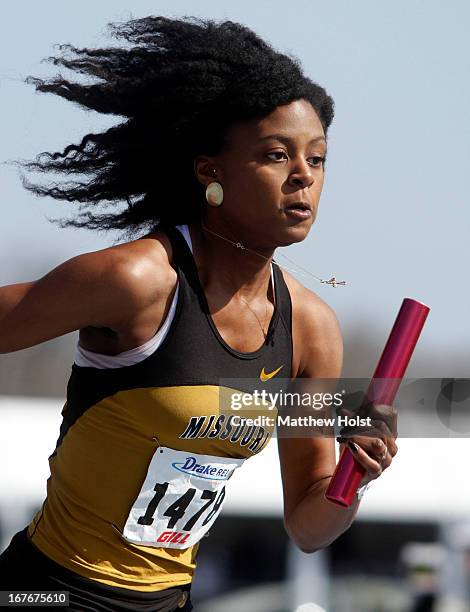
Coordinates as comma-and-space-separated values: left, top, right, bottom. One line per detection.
278, 285, 396, 553
0, 239, 174, 354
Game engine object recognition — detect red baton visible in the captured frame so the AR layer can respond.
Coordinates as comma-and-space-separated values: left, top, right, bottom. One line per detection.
325, 298, 430, 507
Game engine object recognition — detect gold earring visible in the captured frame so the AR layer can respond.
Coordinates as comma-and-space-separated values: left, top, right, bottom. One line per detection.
205, 182, 224, 207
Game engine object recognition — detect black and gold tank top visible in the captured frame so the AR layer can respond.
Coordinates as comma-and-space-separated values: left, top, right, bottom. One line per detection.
27, 225, 293, 592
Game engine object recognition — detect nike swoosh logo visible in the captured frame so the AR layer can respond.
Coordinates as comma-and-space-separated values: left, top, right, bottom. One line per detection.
260, 365, 284, 382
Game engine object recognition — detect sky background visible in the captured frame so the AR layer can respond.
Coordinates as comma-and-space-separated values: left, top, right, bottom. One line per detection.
1, 0, 469, 375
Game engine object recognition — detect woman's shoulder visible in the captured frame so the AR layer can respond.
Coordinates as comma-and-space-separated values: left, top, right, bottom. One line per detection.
76, 230, 179, 353
71, 229, 177, 326
91, 229, 177, 298
280, 268, 342, 377
280, 268, 338, 324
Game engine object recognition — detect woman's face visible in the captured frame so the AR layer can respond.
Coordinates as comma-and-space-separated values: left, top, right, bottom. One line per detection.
207, 98, 327, 249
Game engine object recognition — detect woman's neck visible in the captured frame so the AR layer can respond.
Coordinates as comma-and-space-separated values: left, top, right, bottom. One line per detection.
187, 221, 274, 303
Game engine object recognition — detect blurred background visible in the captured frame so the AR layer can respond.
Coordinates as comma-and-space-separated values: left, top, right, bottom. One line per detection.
1, 1, 469, 610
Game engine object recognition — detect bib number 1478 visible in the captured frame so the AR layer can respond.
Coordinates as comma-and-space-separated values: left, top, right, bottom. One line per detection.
137, 481, 225, 532
122, 447, 244, 549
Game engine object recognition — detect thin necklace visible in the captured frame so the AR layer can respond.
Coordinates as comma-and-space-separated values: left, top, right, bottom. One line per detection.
239, 295, 270, 339
201, 223, 347, 288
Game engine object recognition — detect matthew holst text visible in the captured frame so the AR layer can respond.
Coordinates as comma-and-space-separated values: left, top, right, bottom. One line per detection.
230, 415, 373, 428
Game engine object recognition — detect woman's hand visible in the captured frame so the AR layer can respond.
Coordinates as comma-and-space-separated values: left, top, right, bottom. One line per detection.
336, 400, 398, 487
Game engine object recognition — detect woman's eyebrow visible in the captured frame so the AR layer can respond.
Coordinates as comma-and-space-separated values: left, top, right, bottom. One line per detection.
256, 134, 326, 145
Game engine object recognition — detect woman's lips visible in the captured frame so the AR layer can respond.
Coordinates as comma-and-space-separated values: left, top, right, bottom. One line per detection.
284, 203, 312, 220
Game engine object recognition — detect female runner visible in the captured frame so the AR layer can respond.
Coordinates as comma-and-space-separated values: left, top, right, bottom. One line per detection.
0, 16, 397, 611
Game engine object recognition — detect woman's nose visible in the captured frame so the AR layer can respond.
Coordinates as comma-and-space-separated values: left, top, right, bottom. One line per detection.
287, 161, 314, 189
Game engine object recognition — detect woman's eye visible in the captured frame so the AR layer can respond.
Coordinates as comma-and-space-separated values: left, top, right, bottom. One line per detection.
266, 151, 325, 166
266, 151, 288, 161
308, 156, 325, 167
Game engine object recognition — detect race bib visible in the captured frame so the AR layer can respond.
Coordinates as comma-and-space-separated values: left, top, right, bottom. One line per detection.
123, 447, 245, 549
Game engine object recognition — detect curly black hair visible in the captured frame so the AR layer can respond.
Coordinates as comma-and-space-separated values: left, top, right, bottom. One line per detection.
19, 16, 334, 238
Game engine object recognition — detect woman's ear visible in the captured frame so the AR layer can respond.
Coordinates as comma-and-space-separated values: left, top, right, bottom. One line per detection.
194, 156, 220, 186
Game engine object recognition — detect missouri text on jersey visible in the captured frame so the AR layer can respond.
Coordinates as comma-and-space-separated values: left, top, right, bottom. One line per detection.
179, 414, 271, 454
